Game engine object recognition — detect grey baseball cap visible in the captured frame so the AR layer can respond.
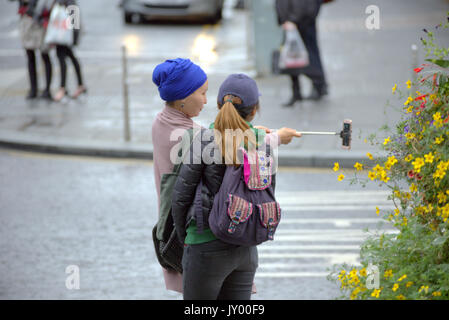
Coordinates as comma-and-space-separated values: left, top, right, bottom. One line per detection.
217, 74, 262, 108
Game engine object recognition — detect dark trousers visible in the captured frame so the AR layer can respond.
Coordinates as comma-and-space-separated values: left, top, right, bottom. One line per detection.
290, 16, 327, 97
182, 239, 258, 300
26, 49, 52, 94
56, 45, 83, 88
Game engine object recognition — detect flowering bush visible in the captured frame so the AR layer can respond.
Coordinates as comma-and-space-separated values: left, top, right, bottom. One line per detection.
328, 16, 449, 300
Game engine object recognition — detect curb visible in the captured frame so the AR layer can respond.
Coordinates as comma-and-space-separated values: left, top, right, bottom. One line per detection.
0, 130, 381, 168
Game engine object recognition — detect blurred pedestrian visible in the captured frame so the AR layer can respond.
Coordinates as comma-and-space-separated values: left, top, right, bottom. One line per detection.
12, 0, 53, 100
151, 58, 208, 293
53, 0, 86, 102
171, 73, 300, 300
275, 0, 328, 106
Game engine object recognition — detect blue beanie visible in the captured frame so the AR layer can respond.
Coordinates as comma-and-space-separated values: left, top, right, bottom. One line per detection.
152, 58, 207, 102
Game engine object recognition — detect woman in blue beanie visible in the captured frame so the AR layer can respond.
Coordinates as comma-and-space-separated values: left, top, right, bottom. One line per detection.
151, 58, 208, 294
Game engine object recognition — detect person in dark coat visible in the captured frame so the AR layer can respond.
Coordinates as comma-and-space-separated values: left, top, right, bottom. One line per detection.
53, 0, 86, 102
12, 0, 53, 100
171, 73, 301, 300
275, 0, 328, 106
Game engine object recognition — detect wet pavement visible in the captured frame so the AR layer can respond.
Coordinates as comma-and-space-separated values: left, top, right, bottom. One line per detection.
0, 149, 394, 300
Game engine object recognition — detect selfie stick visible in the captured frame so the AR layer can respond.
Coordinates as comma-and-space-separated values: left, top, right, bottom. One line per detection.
295, 119, 352, 149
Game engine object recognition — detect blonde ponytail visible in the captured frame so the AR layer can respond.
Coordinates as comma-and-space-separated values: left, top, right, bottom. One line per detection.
214, 95, 257, 165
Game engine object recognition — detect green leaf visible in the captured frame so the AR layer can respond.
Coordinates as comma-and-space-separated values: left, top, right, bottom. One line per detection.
425, 58, 449, 68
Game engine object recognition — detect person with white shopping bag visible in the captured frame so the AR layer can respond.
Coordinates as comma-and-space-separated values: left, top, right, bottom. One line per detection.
11, 0, 54, 100
275, 0, 328, 106
45, 0, 86, 102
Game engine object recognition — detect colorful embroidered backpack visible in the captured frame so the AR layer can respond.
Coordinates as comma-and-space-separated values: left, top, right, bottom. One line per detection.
208, 147, 281, 246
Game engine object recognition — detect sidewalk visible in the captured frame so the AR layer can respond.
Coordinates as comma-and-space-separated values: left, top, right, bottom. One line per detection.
0, 66, 388, 168
1, 0, 447, 168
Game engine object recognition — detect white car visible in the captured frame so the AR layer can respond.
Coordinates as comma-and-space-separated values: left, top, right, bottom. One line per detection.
122, 0, 224, 24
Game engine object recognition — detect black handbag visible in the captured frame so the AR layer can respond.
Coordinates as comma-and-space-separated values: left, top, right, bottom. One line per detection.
152, 221, 183, 274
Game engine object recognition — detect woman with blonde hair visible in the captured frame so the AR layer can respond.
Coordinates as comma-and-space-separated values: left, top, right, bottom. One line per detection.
171, 73, 301, 300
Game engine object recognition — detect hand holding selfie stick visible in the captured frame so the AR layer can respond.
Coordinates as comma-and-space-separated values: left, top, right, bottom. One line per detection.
295, 119, 352, 150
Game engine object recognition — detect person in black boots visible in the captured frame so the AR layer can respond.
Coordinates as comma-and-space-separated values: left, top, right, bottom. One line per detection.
13, 0, 53, 100
53, 0, 87, 102
275, 0, 328, 106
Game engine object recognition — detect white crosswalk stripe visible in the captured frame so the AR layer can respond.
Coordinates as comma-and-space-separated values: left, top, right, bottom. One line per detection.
255, 190, 395, 279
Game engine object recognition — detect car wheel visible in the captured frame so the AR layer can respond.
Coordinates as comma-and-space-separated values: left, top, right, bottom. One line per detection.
208, 7, 222, 24
124, 12, 132, 24
124, 12, 142, 24
130, 13, 143, 24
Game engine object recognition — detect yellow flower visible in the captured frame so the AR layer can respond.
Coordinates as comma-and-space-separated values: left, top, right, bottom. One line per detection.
412, 157, 425, 173
404, 96, 413, 106
368, 171, 376, 180
424, 152, 434, 163
419, 285, 429, 294
433, 112, 442, 121
376, 206, 380, 216
406, 105, 414, 113
384, 269, 393, 279
380, 172, 390, 183
405, 154, 413, 162
409, 183, 418, 193
372, 164, 383, 173
405, 133, 415, 140
394, 208, 400, 216
437, 191, 447, 204
383, 137, 391, 145
359, 268, 367, 277
406, 281, 413, 288
432, 291, 442, 297
333, 162, 340, 172
401, 216, 408, 226
396, 294, 406, 300
354, 162, 363, 171
338, 174, 345, 181
392, 283, 399, 292
371, 288, 381, 298
398, 274, 407, 282
406, 80, 412, 89
424, 204, 434, 213
366, 152, 374, 160
392, 83, 397, 94
435, 136, 444, 145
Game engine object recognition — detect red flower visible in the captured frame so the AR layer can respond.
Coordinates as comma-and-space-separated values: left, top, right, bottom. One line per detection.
414, 67, 424, 73
414, 94, 428, 101
416, 173, 423, 181
420, 102, 426, 109
408, 170, 415, 178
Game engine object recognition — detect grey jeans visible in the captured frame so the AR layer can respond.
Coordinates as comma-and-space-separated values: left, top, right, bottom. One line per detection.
182, 239, 258, 300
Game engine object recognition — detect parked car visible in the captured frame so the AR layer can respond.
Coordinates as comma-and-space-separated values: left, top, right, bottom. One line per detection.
122, 0, 224, 24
